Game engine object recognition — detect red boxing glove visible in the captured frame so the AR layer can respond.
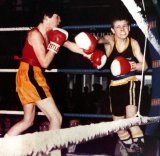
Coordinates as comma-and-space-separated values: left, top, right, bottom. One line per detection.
47, 28, 68, 53
110, 56, 131, 76
74, 32, 97, 54
90, 49, 107, 69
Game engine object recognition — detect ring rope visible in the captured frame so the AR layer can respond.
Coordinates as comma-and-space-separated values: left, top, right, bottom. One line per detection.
0, 110, 112, 119
0, 115, 160, 156
136, 0, 148, 115
137, 35, 148, 116
0, 24, 138, 32
0, 68, 109, 73
0, 68, 152, 73
63, 113, 112, 119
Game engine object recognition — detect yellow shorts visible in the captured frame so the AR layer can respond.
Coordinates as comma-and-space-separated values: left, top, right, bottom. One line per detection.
16, 62, 52, 105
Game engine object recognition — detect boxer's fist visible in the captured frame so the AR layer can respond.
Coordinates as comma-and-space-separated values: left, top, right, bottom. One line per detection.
90, 49, 107, 69
47, 28, 68, 53
75, 32, 97, 54
110, 56, 131, 76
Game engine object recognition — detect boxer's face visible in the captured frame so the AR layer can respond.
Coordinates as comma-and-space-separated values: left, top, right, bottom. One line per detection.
111, 20, 130, 39
46, 14, 61, 29
52, 14, 61, 26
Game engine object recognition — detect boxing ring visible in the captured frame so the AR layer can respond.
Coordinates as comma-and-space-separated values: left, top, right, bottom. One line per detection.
0, 0, 160, 155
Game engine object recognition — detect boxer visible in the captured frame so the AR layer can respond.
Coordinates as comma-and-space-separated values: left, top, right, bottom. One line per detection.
97, 15, 148, 155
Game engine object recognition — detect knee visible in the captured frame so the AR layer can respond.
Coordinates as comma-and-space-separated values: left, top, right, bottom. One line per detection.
126, 105, 137, 118
23, 118, 34, 128
117, 130, 129, 137
58, 114, 62, 125
49, 113, 62, 125
130, 126, 141, 133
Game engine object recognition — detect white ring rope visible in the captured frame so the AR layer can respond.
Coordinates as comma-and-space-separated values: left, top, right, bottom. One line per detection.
0, 27, 32, 31
0, 110, 44, 116
0, 116, 160, 156
0, 69, 58, 73
137, 36, 148, 116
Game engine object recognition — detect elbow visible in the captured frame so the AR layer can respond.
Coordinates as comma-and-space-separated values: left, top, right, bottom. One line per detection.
141, 65, 148, 72
145, 63, 148, 71
41, 65, 48, 69
40, 61, 49, 69
41, 63, 49, 69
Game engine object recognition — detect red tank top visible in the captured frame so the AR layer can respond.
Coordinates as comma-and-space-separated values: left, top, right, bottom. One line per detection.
21, 27, 47, 67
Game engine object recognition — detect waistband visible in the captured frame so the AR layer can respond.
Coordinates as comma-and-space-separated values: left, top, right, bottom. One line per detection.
14, 55, 41, 67
111, 71, 136, 80
21, 57, 41, 67
110, 76, 138, 86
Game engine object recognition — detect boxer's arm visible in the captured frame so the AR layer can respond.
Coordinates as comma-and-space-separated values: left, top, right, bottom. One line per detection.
131, 38, 148, 71
64, 40, 107, 69
63, 41, 90, 58
97, 35, 113, 44
98, 35, 114, 57
29, 30, 55, 68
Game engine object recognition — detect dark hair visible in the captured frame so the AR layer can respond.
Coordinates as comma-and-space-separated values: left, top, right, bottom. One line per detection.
111, 14, 130, 28
33, 1, 61, 26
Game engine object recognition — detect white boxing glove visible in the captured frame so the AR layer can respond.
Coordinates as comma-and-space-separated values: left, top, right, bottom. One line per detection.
75, 32, 97, 54
110, 56, 131, 76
